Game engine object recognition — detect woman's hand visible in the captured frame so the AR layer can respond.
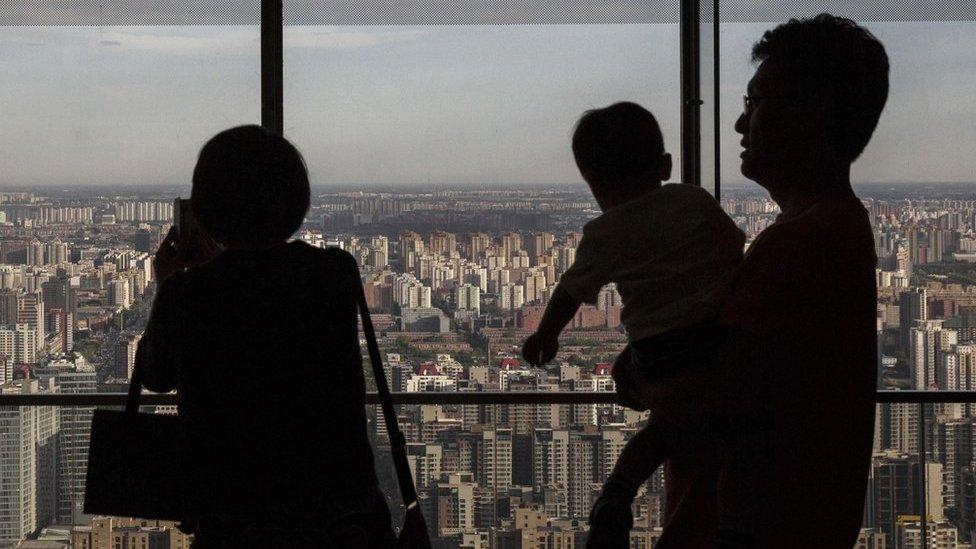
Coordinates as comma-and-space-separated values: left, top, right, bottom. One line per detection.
522, 332, 559, 366
153, 226, 222, 283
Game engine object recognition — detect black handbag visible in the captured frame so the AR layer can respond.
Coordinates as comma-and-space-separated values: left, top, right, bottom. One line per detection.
83, 366, 186, 521
352, 269, 433, 549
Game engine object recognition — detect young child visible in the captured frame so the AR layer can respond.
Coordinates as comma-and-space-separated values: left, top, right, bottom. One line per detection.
521, 102, 746, 547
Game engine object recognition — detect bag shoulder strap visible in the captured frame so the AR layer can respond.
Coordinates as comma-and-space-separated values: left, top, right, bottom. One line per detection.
349, 261, 422, 511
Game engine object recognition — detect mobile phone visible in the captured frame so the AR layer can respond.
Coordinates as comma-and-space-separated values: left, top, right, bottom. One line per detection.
173, 197, 214, 262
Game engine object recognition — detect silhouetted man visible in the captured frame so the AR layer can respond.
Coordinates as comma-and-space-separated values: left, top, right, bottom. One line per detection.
652, 14, 889, 547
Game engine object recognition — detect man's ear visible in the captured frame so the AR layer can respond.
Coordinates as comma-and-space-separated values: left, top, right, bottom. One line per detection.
658, 153, 673, 182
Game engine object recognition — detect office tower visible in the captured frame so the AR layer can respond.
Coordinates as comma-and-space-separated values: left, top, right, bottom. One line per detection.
35, 361, 96, 522
455, 284, 480, 315
114, 334, 142, 380
900, 289, 927, 354
0, 378, 59, 544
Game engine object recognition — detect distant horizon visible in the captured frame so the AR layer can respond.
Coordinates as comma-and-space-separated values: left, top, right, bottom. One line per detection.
5, 180, 976, 195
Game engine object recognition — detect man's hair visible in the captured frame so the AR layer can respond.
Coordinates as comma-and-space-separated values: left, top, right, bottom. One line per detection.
192, 125, 310, 244
572, 102, 665, 183
752, 13, 889, 162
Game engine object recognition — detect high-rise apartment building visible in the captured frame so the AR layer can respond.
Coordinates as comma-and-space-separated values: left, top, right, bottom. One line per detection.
900, 288, 927, 354
35, 360, 96, 522
870, 453, 919, 542
16, 291, 44, 352
0, 378, 59, 545
113, 334, 142, 380
455, 284, 480, 315
910, 319, 956, 390
0, 324, 38, 365
467, 233, 491, 262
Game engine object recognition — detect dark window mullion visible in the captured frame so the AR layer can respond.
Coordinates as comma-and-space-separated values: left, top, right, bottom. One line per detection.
680, 0, 702, 187
262, 0, 284, 135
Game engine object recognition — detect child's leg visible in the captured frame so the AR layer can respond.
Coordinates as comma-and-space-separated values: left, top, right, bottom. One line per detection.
612, 345, 649, 412
610, 419, 671, 487
588, 420, 674, 549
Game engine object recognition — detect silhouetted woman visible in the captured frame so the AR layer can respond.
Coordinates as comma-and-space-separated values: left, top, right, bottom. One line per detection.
135, 125, 395, 548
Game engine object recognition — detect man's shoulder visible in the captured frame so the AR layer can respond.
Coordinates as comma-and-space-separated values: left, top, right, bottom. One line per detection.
657, 182, 715, 201
762, 197, 869, 241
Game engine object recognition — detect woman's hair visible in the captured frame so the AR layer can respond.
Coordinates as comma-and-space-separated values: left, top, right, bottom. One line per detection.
191, 125, 310, 245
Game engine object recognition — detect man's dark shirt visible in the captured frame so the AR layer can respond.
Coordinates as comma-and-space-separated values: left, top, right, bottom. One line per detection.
135, 242, 379, 522
659, 191, 878, 547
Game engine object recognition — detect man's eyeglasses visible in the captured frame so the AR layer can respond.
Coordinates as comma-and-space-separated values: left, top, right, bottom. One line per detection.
743, 95, 764, 115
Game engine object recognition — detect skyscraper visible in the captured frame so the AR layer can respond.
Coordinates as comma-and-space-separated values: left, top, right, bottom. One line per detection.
910, 319, 956, 390
900, 288, 927, 354
0, 378, 59, 544
35, 360, 96, 522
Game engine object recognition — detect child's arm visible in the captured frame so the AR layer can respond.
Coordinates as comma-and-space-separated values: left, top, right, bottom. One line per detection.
521, 284, 582, 366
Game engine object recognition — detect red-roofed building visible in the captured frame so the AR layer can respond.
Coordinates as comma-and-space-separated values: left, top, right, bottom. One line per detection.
499, 357, 521, 370
417, 362, 441, 376
593, 363, 612, 376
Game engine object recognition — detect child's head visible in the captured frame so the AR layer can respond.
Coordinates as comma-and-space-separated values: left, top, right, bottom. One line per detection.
572, 102, 672, 210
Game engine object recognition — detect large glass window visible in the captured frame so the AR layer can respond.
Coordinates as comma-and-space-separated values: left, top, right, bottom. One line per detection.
714, 3, 976, 545
0, 25, 259, 189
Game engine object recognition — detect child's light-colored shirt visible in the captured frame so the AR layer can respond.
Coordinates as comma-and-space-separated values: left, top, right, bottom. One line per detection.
558, 183, 745, 342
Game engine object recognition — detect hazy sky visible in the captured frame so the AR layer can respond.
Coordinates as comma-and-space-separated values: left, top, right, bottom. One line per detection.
0, 21, 973, 188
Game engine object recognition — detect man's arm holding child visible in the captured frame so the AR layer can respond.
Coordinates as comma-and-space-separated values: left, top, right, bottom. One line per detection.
522, 285, 581, 366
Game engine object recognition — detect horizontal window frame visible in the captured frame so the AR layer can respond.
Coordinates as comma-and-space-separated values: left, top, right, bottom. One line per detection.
0, 390, 973, 406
